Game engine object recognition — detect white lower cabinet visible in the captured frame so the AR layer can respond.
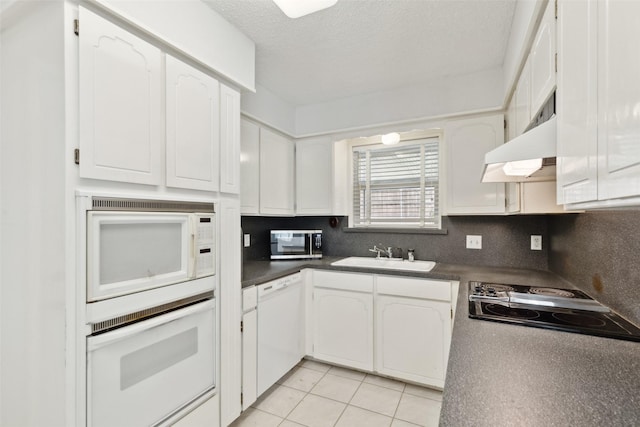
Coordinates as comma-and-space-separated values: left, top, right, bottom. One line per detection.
309, 270, 454, 388
311, 271, 374, 371
241, 286, 257, 411
375, 277, 452, 388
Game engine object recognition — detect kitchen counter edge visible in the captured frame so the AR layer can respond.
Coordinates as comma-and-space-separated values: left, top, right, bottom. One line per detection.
241, 257, 460, 288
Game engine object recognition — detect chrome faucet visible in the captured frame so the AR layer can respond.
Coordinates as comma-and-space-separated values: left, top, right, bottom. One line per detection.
369, 245, 393, 259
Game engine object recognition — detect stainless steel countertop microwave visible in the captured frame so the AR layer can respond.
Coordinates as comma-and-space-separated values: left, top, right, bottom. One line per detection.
270, 230, 322, 260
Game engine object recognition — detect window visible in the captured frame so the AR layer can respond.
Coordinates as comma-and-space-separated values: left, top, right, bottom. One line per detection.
352, 138, 440, 228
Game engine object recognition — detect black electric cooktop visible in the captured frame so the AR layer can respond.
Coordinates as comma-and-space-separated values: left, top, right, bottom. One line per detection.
468, 281, 640, 342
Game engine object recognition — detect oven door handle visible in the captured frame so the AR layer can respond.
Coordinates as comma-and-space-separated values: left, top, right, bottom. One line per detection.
87, 298, 214, 351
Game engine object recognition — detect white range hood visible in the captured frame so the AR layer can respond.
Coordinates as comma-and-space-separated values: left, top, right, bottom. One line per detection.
481, 116, 557, 183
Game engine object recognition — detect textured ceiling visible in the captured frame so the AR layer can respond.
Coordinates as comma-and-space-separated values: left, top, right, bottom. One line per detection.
203, 0, 516, 107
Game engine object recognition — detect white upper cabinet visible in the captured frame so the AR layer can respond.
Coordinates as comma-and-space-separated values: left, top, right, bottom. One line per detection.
166, 55, 220, 191
445, 114, 506, 214
220, 84, 241, 194
556, 0, 598, 204
557, 0, 640, 207
506, 94, 517, 142
529, 0, 557, 118
597, 0, 640, 201
240, 121, 294, 215
259, 128, 295, 215
514, 58, 532, 136
296, 138, 334, 215
79, 7, 162, 185
240, 119, 260, 214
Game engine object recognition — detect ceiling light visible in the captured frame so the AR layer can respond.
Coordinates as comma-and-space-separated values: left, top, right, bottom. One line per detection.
502, 158, 543, 177
381, 132, 401, 145
273, 0, 338, 18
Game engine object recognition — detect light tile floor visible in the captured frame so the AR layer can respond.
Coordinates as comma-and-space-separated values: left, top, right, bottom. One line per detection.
230, 359, 443, 427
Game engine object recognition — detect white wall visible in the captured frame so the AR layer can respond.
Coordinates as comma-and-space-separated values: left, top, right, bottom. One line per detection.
1, 2, 68, 425
241, 83, 297, 136
294, 67, 504, 136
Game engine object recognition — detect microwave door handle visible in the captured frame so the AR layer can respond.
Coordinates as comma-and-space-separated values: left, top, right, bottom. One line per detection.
190, 232, 197, 279
189, 215, 197, 279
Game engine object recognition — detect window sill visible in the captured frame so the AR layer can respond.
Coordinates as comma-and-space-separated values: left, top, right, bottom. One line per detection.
342, 227, 448, 235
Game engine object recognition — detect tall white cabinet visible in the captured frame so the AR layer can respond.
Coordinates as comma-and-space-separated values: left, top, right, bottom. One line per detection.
220, 84, 241, 194
557, 0, 640, 208
2, 3, 248, 426
79, 6, 163, 185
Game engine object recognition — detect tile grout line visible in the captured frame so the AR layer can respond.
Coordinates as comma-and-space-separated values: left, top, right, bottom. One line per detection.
270, 361, 443, 427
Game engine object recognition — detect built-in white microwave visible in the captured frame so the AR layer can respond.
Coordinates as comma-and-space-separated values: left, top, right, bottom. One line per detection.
86, 198, 215, 302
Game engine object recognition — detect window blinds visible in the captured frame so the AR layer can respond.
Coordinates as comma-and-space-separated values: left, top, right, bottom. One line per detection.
352, 138, 440, 228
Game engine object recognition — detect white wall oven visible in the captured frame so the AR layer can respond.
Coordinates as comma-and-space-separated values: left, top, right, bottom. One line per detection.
80, 196, 217, 427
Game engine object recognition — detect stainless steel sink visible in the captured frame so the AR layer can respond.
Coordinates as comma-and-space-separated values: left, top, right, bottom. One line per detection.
331, 256, 436, 272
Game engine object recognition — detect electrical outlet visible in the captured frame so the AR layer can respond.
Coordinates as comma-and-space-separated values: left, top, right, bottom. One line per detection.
531, 235, 542, 251
466, 235, 482, 250
243, 234, 251, 248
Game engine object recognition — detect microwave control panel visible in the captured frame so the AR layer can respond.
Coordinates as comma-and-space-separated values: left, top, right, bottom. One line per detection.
195, 214, 215, 277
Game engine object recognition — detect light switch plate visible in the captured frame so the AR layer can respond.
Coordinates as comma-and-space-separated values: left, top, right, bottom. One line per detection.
466, 235, 482, 249
243, 234, 251, 248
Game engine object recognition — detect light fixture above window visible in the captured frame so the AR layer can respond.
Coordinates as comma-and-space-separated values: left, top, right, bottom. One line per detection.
273, 0, 338, 18
381, 132, 401, 145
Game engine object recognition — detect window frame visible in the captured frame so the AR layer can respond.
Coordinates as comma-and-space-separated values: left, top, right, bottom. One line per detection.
348, 131, 443, 230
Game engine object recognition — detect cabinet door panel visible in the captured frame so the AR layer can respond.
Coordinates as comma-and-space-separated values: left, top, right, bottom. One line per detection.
166, 55, 219, 191
515, 59, 531, 136
240, 119, 260, 214
597, 0, 640, 200
375, 295, 450, 387
220, 84, 241, 194
530, 0, 557, 117
79, 7, 161, 185
556, 0, 598, 204
259, 128, 294, 215
241, 309, 257, 410
446, 114, 506, 214
312, 288, 373, 371
296, 139, 333, 215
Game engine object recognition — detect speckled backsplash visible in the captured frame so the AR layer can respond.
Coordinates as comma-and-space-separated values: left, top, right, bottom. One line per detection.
241, 215, 549, 270
548, 210, 640, 325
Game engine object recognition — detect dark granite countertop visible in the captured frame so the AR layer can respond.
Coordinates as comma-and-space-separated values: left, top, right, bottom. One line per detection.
242, 259, 640, 426
241, 257, 460, 288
